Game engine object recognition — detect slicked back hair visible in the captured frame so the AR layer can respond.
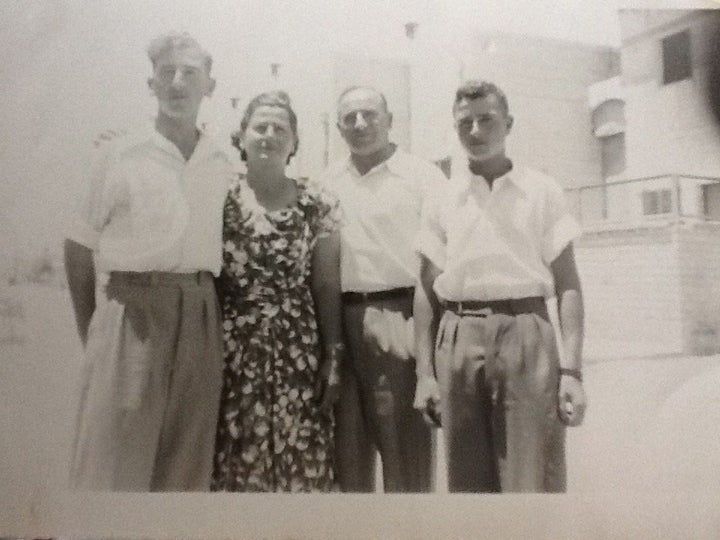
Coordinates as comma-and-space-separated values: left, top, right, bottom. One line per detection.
147, 32, 213, 73
453, 80, 509, 116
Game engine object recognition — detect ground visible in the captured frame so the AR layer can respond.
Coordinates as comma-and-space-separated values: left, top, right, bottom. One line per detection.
2, 284, 720, 538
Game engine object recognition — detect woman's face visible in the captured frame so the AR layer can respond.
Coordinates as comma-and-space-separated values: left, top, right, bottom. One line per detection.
241, 105, 297, 167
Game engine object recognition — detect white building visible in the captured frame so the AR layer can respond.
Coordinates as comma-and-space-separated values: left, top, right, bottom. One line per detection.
575, 9, 720, 358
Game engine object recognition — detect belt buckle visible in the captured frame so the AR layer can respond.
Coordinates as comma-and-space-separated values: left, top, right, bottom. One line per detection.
457, 302, 492, 317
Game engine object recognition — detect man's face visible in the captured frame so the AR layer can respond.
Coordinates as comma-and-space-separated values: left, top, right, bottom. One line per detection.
336, 89, 392, 156
148, 46, 215, 121
454, 94, 513, 162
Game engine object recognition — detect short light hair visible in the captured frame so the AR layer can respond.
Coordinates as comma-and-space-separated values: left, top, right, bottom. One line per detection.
336, 85, 389, 114
453, 80, 509, 116
146, 32, 213, 73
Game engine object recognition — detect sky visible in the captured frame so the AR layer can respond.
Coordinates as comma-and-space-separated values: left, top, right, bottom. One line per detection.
0, 0, 711, 261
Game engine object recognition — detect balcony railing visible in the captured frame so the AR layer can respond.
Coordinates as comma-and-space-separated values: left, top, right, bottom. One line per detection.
566, 174, 720, 229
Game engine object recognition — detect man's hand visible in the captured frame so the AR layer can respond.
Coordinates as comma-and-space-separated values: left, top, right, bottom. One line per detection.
558, 375, 587, 427
414, 374, 442, 427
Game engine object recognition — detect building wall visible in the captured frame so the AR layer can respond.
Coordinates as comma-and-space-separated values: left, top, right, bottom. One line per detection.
576, 221, 720, 359
677, 223, 720, 355
575, 226, 684, 359
620, 10, 720, 180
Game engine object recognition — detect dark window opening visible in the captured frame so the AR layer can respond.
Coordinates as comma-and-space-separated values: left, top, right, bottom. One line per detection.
662, 30, 692, 84
642, 189, 673, 215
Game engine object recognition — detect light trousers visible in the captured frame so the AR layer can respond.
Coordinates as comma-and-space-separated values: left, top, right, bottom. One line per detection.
435, 308, 566, 493
70, 271, 223, 491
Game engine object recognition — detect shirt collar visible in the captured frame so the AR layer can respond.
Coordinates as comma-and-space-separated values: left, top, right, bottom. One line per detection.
455, 159, 528, 196
150, 123, 219, 163
345, 145, 406, 178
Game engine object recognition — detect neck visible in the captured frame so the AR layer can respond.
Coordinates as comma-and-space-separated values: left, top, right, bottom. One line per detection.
468, 154, 512, 184
351, 143, 396, 175
155, 113, 199, 160
246, 165, 295, 211
246, 162, 287, 193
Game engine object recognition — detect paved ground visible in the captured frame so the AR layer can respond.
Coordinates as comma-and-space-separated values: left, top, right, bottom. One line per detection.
3, 284, 720, 538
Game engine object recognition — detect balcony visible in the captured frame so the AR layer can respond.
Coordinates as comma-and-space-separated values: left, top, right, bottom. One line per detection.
566, 174, 720, 231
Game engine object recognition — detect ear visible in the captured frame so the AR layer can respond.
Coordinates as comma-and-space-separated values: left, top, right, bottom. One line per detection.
147, 77, 155, 94
506, 114, 514, 133
387, 112, 393, 129
205, 77, 216, 97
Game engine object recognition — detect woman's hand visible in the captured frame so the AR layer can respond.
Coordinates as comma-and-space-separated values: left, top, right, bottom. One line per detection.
314, 343, 343, 412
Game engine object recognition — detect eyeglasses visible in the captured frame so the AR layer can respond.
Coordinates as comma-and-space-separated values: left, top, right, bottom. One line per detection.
338, 110, 381, 129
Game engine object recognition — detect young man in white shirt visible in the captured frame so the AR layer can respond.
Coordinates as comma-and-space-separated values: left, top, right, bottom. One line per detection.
64, 33, 233, 491
320, 86, 446, 492
414, 80, 587, 492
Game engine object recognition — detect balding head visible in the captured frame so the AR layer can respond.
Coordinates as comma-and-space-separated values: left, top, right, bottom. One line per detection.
336, 86, 393, 157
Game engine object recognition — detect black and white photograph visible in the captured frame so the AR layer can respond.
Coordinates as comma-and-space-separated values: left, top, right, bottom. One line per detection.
2, 0, 720, 538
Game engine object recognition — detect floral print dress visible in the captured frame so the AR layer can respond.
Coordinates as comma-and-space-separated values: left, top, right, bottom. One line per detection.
212, 176, 342, 492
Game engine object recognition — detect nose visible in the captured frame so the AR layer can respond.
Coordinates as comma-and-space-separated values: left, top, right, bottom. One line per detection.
353, 112, 368, 129
469, 119, 481, 137
171, 68, 184, 87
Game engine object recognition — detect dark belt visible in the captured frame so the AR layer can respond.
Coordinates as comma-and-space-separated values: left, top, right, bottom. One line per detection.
108, 270, 214, 287
442, 296, 547, 317
342, 286, 414, 305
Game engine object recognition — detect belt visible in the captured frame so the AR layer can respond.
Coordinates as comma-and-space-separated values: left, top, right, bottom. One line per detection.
108, 270, 214, 287
442, 296, 547, 317
342, 287, 414, 304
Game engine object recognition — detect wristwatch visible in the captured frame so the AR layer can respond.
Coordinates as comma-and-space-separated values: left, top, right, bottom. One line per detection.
559, 367, 583, 382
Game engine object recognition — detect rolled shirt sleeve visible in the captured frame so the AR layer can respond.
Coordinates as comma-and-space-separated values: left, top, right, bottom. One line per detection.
541, 180, 582, 265
416, 182, 447, 271
65, 146, 117, 250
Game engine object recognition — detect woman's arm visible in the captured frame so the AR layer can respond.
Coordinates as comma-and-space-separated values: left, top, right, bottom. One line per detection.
311, 230, 343, 410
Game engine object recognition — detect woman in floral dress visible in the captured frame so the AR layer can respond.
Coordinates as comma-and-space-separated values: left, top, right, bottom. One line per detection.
211, 91, 344, 492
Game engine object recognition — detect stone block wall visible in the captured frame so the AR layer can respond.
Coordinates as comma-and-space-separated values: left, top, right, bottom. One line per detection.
575, 225, 683, 359
576, 221, 720, 359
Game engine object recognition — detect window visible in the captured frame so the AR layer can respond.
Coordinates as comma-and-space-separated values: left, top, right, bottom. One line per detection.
662, 30, 692, 84
600, 132, 626, 179
703, 183, 720, 220
642, 189, 673, 215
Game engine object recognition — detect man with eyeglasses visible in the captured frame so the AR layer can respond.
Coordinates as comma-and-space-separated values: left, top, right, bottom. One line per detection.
320, 86, 445, 492
413, 80, 586, 492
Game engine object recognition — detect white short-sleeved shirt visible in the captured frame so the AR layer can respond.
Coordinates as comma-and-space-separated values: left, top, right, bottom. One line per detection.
320, 148, 447, 292
66, 126, 234, 275
417, 163, 581, 301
